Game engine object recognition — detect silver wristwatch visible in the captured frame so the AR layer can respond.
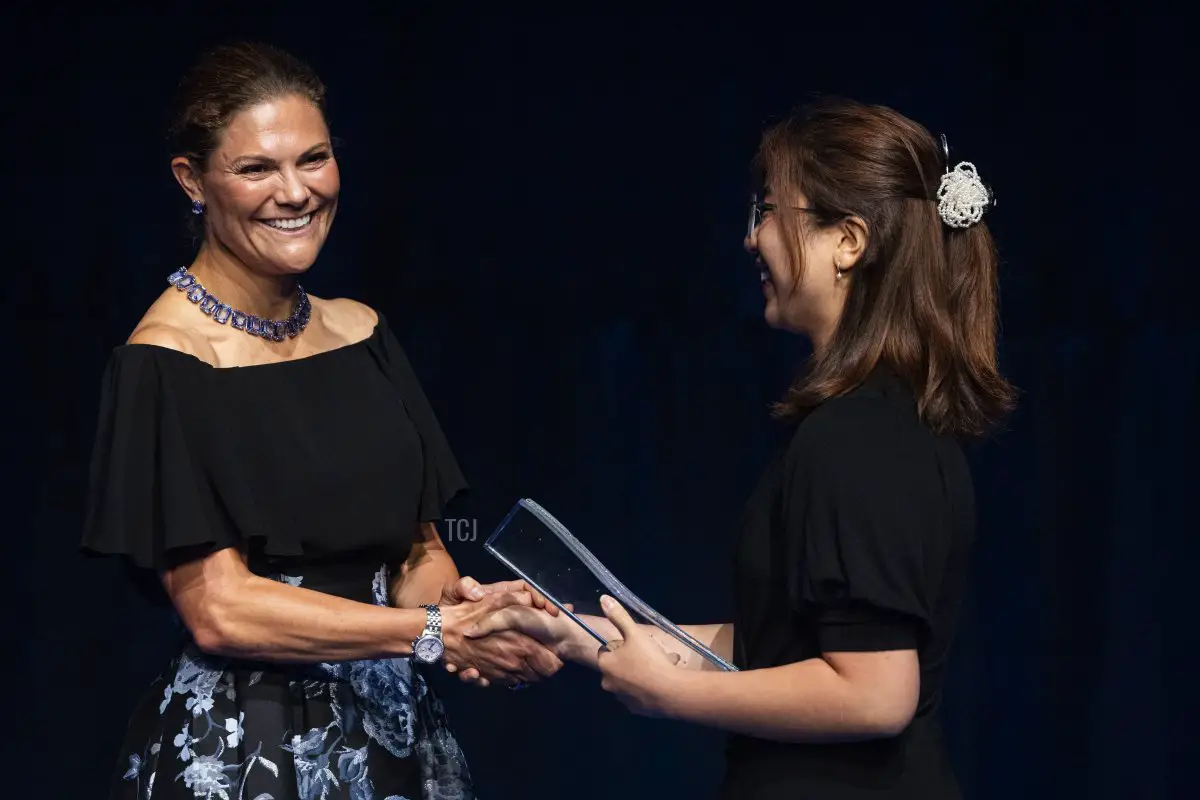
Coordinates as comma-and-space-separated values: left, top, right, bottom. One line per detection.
412, 604, 444, 664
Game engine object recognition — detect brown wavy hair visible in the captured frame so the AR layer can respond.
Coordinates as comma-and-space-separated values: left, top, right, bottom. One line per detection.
758, 98, 1015, 438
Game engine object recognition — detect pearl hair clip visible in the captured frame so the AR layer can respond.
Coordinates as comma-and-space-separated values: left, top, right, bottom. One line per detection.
936, 133, 994, 229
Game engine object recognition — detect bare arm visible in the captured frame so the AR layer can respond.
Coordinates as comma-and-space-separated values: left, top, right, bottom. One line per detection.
390, 522, 459, 608
664, 650, 919, 742
163, 544, 538, 670
596, 599, 920, 742
162, 545, 429, 662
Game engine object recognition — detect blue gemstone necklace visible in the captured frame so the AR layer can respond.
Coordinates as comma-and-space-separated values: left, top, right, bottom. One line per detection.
167, 266, 312, 342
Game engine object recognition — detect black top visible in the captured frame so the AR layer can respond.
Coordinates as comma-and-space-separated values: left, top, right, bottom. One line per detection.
721, 365, 973, 799
81, 312, 468, 578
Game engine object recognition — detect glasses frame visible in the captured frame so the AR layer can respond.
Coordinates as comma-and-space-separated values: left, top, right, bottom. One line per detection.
747, 192, 821, 238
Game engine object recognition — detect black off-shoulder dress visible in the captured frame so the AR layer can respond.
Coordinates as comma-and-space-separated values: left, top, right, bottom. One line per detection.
82, 313, 473, 800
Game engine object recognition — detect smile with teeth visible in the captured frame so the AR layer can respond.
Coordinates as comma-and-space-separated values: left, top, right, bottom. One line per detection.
759, 261, 770, 283
260, 212, 314, 231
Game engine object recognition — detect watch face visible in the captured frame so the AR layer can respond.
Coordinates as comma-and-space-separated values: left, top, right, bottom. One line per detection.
414, 636, 444, 663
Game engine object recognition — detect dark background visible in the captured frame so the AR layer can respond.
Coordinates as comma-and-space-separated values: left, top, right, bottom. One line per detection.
9, 5, 1195, 799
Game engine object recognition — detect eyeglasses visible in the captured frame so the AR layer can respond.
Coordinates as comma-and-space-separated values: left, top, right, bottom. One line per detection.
747, 193, 820, 238
747, 195, 775, 238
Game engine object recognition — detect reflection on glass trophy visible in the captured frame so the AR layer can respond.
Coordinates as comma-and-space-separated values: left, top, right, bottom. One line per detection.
483, 498, 738, 671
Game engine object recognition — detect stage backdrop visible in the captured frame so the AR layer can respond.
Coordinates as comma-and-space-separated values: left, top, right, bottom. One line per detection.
9, 6, 1193, 799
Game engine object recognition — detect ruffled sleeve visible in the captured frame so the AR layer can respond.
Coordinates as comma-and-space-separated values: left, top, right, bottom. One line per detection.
781, 397, 950, 653
364, 313, 468, 521
81, 347, 241, 571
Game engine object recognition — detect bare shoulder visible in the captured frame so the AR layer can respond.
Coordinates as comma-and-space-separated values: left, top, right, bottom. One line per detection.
311, 296, 380, 343
126, 319, 219, 365
320, 296, 380, 328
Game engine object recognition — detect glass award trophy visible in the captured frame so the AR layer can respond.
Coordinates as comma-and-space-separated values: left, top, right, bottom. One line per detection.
483, 498, 738, 671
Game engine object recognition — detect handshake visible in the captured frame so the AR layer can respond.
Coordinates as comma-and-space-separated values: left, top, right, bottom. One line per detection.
428, 575, 693, 720
430, 576, 583, 689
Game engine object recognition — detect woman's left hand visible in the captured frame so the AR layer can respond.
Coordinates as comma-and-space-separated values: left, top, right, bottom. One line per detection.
596, 595, 682, 718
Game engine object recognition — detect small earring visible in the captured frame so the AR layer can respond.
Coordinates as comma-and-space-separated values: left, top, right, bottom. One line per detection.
835, 262, 846, 281
191, 200, 205, 215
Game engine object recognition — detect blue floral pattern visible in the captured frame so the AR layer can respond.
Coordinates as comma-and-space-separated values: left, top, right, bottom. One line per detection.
116, 565, 473, 800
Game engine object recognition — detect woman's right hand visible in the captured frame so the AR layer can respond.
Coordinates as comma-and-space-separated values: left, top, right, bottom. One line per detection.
461, 602, 583, 661
439, 592, 565, 686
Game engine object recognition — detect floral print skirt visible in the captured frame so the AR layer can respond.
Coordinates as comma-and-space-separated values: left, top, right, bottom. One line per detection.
111, 564, 475, 800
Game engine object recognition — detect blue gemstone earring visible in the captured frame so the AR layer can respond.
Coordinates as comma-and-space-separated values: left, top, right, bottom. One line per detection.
191, 200, 205, 215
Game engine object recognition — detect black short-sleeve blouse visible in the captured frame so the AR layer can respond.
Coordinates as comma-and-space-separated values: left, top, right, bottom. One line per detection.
723, 364, 974, 798
80, 312, 467, 575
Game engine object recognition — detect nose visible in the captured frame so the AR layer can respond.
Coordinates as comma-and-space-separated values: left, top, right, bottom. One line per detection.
744, 227, 758, 254
275, 166, 311, 208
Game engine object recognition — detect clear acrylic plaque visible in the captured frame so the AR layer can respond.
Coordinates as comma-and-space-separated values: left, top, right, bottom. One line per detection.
483, 498, 738, 672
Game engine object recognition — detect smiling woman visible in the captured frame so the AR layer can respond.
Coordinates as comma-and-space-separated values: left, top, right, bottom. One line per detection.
464, 98, 1013, 800
81, 42, 565, 800
165, 43, 341, 334
173, 94, 339, 281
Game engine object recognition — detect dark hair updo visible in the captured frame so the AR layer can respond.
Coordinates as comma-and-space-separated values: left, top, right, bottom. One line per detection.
169, 41, 327, 173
